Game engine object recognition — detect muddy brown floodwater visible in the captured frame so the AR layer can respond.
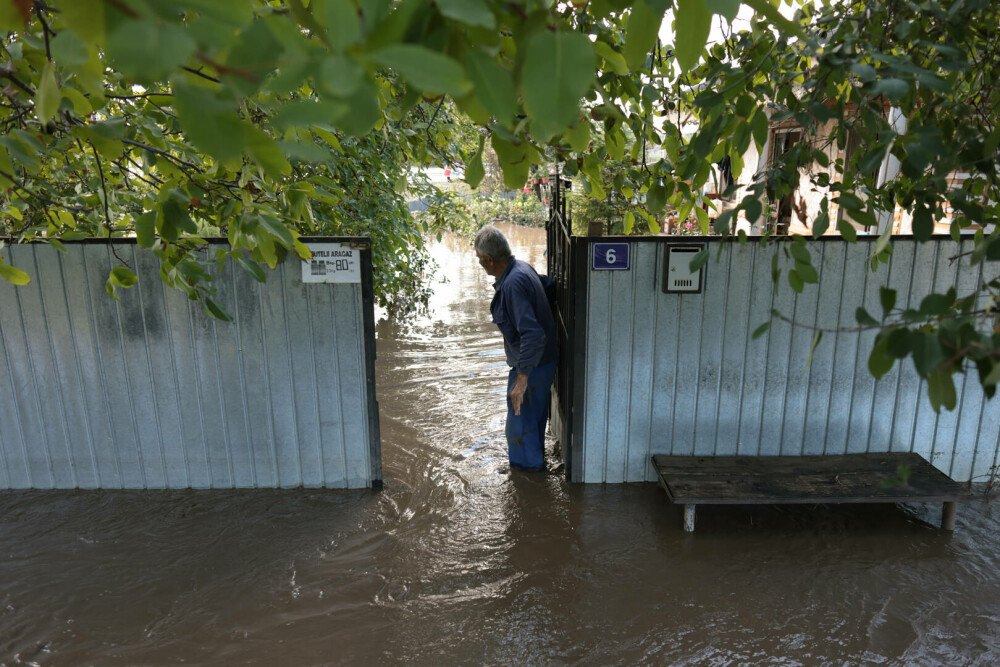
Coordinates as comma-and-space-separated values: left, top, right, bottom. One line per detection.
3, 223, 1000, 665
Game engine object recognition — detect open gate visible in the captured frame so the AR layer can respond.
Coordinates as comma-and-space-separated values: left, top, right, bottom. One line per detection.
546, 171, 583, 480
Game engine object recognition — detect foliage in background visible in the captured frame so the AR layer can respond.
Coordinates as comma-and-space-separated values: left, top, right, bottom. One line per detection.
463, 191, 545, 228
0, 0, 475, 314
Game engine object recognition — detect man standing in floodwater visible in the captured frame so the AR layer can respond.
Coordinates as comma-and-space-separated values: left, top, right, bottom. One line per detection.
474, 224, 558, 471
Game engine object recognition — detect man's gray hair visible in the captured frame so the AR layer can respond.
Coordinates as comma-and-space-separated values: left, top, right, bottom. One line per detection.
474, 224, 511, 261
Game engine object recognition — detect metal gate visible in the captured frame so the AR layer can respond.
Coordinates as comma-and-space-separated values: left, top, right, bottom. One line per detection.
546, 172, 583, 479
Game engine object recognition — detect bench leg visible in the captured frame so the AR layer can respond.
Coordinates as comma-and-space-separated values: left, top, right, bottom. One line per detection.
683, 504, 696, 532
941, 501, 957, 531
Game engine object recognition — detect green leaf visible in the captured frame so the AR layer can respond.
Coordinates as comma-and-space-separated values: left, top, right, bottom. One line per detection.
0, 145, 15, 187
788, 269, 804, 293
885, 327, 912, 359
372, 45, 471, 97
983, 360, 1000, 388
751, 321, 771, 339
492, 133, 530, 189
0, 0, 28, 30
106, 19, 196, 82
912, 205, 934, 242
257, 213, 296, 249
135, 211, 157, 249
742, 0, 807, 40
812, 209, 829, 238
695, 207, 710, 234
319, 54, 365, 97
869, 78, 909, 103
647, 214, 661, 235
705, 0, 741, 21
435, 0, 495, 29
606, 126, 625, 160
522, 30, 596, 140
465, 50, 517, 126
235, 253, 267, 283
34, 61, 60, 125
174, 85, 247, 163
927, 368, 956, 413
873, 221, 892, 256
62, 87, 92, 116
856, 307, 879, 327
857, 146, 888, 175
804, 331, 823, 371
911, 332, 944, 376
271, 100, 349, 131
850, 63, 877, 83
593, 41, 629, 75
690, 248, 710, 272
51, 30, 91, 69
60, 0, 105, 45
879, 287, 897, 315
646, 183, 666, 214
624, 0, 664, 72
713, 209, 735, 235
624, 211, 636, 234
203, 297, 234, 322
466, 137, 485, 189
247, 129, 292, 178
104, 278, 120, 301
222, 18, 285, 96
327, 0, 362, 50
565, 119, 591, 153
750, 108, 768, 149
0, 264, 30, 285
742, 196, 762, 225
675, 0, 712, 73
868, 336, 896, 379
919, 293, 951, 317
837, 219, 857, 242
795, 261, 818, 283
836, 193, 864, 211
336, 79, 381, 136
789, 239, 811, 264
111, 266, 138, 288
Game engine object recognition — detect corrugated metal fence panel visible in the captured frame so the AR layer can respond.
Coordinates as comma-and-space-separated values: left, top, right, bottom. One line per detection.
581, 238, 1000, 483
0, 241, 375, 489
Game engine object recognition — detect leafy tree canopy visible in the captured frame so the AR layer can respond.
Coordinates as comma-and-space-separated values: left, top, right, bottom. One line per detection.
0, 0, 998, 409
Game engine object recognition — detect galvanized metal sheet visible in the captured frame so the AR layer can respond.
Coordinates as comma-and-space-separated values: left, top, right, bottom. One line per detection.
0, 241, 377, 489
580, 238, 1000, 483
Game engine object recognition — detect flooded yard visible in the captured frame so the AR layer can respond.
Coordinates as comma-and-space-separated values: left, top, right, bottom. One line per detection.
2, 224, 999, 665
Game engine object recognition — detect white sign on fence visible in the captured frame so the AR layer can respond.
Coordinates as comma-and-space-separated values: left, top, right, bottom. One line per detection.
302, 243, 361, 283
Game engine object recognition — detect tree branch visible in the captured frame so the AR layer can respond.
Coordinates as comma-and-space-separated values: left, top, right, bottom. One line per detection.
34, 1, 55, 61
0, 67, 37, 97
180, 65, 221, 84
121, 138, 204, 172
0, 168, 90, 212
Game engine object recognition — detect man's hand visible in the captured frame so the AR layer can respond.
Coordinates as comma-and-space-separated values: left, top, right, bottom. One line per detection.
510, 373, 529, 416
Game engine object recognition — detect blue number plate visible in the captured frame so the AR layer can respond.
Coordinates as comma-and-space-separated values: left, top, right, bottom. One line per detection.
592, 243, 630, 270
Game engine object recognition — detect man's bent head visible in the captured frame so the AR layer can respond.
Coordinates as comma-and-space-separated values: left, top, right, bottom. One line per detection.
474, 224, 512, 278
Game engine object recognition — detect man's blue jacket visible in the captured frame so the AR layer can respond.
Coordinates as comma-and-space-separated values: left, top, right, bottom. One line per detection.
490, 257, 557, 377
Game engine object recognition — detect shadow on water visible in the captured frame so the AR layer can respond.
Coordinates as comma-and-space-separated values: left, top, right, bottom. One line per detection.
3, 224, 1000, 665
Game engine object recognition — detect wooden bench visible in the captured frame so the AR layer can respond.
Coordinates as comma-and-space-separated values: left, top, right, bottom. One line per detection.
652, 453, 970, 532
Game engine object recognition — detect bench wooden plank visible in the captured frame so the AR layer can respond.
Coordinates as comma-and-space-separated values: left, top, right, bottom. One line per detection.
652, 453, 970, 532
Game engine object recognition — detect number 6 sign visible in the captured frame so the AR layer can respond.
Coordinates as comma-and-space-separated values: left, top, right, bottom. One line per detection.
592, 242, 630, 271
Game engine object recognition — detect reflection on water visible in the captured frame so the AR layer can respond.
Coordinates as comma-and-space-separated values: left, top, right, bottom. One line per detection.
3, 223, 1000, 665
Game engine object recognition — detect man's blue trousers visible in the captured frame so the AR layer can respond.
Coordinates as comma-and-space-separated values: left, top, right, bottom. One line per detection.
505, 361, 557, 469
